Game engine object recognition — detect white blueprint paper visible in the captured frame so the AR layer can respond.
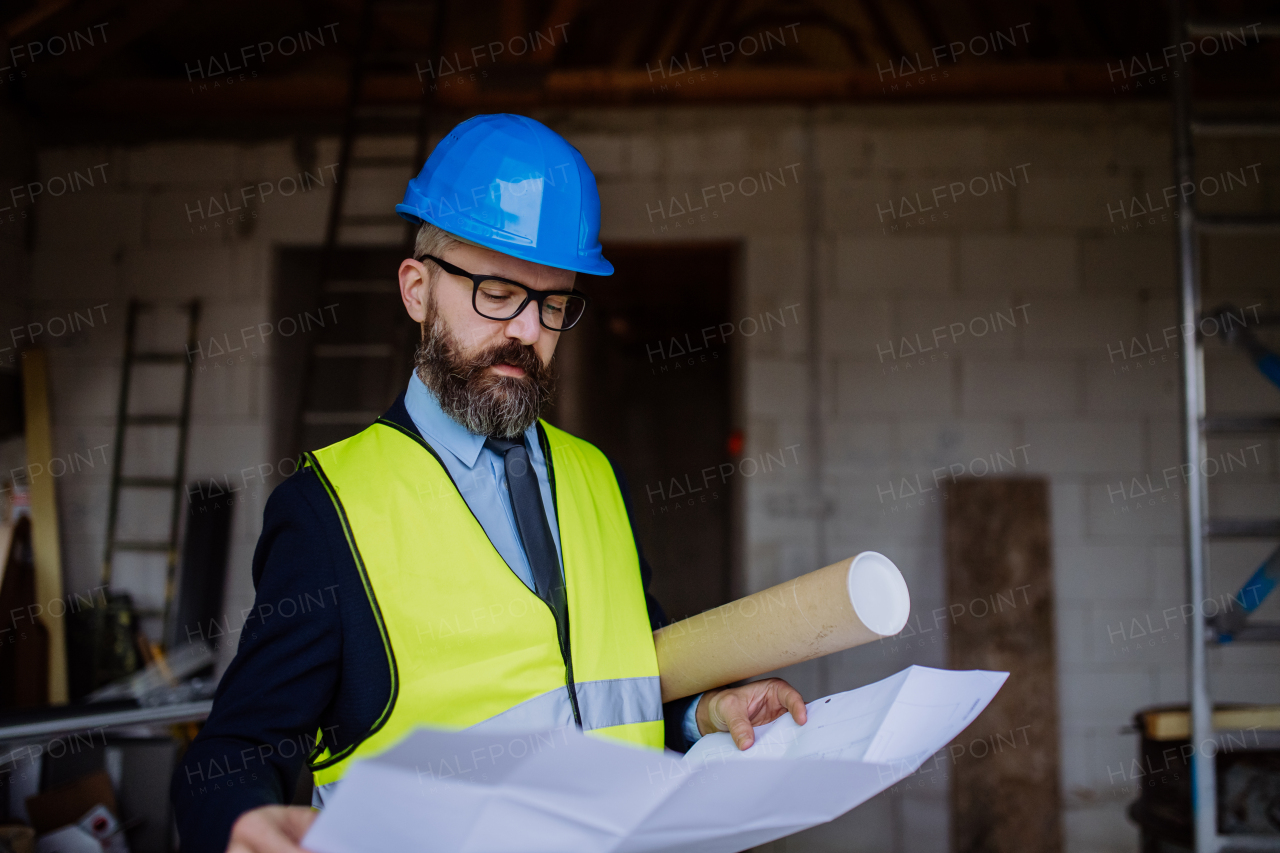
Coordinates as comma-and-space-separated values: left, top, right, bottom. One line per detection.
302, 665, 1008, 853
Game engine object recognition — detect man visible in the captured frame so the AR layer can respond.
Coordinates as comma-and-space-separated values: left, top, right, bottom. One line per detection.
171, 114, 807, 853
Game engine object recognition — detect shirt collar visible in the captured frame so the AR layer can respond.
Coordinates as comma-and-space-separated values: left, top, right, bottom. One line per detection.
404, 372, 487, 468
403, 372, 541, 468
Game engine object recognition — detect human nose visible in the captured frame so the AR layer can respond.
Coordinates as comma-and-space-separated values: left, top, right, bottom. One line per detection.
503, 296, 542, 345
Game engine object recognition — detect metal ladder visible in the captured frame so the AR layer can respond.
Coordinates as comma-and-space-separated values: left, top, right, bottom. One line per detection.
291, 0, 445, 456
1172, 3, 1280, 851
102, 300, 200, 646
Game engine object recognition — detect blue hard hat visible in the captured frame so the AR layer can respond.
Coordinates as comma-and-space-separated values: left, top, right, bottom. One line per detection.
396, 114, 613, 276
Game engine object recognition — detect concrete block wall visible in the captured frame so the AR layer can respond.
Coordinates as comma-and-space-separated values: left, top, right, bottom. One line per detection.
22, 103, 1279, 853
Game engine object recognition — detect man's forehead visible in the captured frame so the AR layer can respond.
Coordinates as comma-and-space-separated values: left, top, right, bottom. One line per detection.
448, 242, 576, 288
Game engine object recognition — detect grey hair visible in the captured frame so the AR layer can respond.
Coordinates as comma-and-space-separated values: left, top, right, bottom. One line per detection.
413, 222, 461, 278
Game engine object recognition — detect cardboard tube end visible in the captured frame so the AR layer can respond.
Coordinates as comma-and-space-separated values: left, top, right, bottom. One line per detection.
846, 551, 910, 636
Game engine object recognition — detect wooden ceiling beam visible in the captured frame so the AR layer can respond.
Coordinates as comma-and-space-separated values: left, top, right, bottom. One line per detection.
529, 0, 581, 65
857, 0, 909, 63
50, 61, 1161, 118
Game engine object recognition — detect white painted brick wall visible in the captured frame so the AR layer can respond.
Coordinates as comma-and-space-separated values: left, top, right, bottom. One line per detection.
836, 236, 951, 293
962, 357, 1082, 414
565, 134, 628, 178
822, 418, 895, 479
1083, 360, 1179, 414
1055, 543, 1153, 602
1016, 175, 1133, 230
1024, 419, 1145, 473
959, 235, 1078, 293
894, 297, 1027, 353
822, 295, 892, 355
1085, 481, 1185, 539
865, 126, 991, 173
837, 357, 955, 416
40, 188, 146, 252
1024, 296, 1141, 353
747, 357, 808, 417
1081, 235, 1175, 292
823, 173, 900, 232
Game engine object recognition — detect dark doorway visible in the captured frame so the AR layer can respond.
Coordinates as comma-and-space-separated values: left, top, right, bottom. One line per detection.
548, 243, 739, 623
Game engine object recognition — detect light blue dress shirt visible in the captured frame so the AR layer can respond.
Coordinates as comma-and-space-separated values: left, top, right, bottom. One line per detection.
402, 374, 704, 743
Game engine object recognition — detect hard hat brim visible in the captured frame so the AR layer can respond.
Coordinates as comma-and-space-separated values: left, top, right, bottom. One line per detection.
396, 205, 615, 277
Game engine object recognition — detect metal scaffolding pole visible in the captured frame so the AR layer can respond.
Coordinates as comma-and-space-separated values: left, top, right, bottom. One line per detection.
1170, 0, 1215, 848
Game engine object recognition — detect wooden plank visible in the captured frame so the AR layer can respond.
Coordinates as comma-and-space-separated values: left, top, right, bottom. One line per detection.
1140, 706, 1280, 740
946, 477, 1062, 853
22, 349, 68, 704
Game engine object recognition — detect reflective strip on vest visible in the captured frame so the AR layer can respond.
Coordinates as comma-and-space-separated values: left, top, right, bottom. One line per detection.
465, 686, 574, 735
576, 676, 662, 731
304, 419, 665, 789
464, 676, 661, 735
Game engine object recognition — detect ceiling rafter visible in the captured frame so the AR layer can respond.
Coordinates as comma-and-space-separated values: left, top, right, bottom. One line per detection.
723, 7, 869, 66
856, 0, 909, 64
7, 0, 1273, 132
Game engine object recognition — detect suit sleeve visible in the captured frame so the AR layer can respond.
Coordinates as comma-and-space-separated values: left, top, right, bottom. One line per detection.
606, 457, 700, 752
170, 472, 344, 853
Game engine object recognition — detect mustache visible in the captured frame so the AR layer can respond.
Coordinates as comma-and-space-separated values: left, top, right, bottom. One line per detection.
450, 336, 547, 383
415, 303, 557, 438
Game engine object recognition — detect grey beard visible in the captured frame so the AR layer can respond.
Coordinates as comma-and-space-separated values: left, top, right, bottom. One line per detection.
414, 310, 556, 440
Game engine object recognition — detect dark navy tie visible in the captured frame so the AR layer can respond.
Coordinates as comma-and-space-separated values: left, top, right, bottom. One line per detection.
484, 435, 569, 654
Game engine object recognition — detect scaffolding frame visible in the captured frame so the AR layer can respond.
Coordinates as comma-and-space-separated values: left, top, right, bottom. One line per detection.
1172, 2, 1280, 851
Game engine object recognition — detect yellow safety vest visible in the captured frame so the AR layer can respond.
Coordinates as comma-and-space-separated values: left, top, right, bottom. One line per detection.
304, 417, 664, 796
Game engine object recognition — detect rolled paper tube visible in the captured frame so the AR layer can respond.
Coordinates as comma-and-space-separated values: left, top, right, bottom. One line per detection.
653, 551, 911, 702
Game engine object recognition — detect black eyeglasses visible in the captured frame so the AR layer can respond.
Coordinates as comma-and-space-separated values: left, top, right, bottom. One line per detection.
416, 254, 589, 331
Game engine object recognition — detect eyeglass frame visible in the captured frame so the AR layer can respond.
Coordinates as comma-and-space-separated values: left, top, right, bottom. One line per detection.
415, 253, 590, 331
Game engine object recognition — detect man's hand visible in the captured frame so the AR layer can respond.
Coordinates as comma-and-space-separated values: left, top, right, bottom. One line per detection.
695, 678, 807, 750
228, 805, 317, 853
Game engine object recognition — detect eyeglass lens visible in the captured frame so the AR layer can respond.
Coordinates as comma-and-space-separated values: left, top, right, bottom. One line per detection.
475, 280, 586, 330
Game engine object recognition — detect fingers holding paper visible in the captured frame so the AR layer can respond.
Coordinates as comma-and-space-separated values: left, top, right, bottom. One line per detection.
227, 805, 318, 853
696, 677, 808, 750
